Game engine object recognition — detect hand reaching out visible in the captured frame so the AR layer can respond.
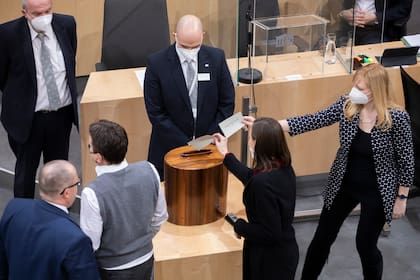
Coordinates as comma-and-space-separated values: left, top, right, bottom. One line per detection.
213, 133, 229, 156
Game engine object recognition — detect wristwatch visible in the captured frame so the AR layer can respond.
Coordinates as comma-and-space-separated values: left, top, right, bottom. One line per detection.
397, 194, 408, 200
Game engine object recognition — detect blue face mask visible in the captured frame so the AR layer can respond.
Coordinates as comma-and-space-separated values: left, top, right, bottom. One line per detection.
349, 87, 368, 104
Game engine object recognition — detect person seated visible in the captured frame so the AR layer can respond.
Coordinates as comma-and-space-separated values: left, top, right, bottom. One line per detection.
337, 0, 412, 45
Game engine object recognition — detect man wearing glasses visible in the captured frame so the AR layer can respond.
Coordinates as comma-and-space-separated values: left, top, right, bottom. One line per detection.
0, 160, 100, 279
80, 119, 168, 279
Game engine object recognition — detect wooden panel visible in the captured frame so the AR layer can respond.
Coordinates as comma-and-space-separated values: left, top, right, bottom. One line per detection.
79, 41, 415, 182
153, 174, 244, 280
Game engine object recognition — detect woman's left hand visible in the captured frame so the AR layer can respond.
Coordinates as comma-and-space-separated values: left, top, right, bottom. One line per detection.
392, 198, 407, 219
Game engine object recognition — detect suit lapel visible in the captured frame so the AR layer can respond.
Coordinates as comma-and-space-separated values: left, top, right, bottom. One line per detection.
20, 18, 37, 94
197, 48, 210, 114
168, 45, 191, 109
52, 15, 71, 77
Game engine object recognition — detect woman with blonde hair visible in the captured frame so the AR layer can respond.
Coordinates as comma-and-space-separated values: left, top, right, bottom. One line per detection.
264, 63, 413, 279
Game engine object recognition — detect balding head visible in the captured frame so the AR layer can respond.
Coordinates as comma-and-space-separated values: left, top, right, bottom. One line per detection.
174, 14, 204, 49
22, 0, 52, 20
39, 160, 79, 207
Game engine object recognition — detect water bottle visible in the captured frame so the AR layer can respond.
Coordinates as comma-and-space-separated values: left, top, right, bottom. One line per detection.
324, 33, 336, 64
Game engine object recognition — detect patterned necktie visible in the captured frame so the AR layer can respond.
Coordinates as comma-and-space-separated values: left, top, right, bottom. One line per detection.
38, 33, 61, 110
186, 59, 197, 113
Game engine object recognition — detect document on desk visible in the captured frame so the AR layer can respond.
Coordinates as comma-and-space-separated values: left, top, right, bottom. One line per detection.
134, 69, 146, 89
188, 135, 214, 151
219, 112, 244, 138
401, 34, 420, 56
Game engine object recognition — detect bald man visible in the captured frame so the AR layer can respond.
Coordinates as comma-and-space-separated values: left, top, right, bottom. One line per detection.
0, 0, 78, 198
0, 160, 100, 279
144, 14, 235, 179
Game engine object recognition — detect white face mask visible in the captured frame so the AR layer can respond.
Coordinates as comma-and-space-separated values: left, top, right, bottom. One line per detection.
349, 87, 369, 104
178, 46, 200, 61
30, 14, 52, 33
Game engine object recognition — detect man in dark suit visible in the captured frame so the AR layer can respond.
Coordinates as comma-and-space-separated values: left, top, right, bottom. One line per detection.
144, 14, 235, 179
337, 0, 413, 45
0, 0, 78, 198
0, 160, 100, 279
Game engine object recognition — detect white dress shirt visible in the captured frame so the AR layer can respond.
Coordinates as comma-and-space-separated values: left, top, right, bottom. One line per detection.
175, 45, 198, 118
356, 0, 376, 14
28, 21, 72, 112
80, 159, 168, 270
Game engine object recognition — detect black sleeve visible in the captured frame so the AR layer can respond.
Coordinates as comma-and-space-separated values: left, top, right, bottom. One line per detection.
223, 153, 253, 185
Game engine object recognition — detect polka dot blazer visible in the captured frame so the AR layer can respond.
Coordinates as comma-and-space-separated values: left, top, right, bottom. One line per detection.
287, 96, 414, 224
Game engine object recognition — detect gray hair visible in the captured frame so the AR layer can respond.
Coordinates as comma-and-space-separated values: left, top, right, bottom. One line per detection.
39, 160, 77, 197
22, 0, 27, 9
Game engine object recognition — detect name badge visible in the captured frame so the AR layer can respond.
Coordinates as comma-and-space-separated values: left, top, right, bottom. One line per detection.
198, 73, 210, 81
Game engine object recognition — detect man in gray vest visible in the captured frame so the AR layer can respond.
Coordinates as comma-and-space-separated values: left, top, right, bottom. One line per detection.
80, 119, 168, 279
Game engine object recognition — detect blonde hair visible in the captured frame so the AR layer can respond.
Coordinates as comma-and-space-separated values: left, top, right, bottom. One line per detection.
344, 63, 402, 130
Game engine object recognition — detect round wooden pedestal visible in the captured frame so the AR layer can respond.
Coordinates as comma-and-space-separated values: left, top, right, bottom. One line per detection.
164, 145, 228, 226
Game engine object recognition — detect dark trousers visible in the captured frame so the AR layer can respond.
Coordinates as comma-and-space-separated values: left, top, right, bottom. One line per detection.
8, 105, 73, 198
100, 255, 154, 280
301, 187, 385, 280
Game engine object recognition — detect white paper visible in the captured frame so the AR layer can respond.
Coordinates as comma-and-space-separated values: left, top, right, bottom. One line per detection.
188, 135, 213, 151
285, 74, 303, 80
134, 70, 146, 89
219, 112, 244, 138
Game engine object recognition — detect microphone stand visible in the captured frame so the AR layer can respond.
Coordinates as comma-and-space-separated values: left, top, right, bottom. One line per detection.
239, 0, 261, 165
238, 0, 262, 85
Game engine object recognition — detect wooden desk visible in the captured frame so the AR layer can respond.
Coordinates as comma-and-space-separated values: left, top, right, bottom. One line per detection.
80, 41, 418, 183
154, 175, 244, 280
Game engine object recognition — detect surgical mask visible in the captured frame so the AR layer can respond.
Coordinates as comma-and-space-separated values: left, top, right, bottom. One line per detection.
348, 87, 368, 104
178, 46, 200, 61
30, 14, 52, 33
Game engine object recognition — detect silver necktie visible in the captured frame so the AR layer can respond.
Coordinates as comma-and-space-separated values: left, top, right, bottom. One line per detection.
38, 33, 61, 111
186, 60, 197, 112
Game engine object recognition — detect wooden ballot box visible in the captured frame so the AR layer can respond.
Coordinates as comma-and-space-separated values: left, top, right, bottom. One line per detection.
164, 145, 228, 226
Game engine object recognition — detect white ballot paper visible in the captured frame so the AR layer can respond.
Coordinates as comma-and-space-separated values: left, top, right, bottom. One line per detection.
219, 112, 244, 138
134, 69, 146, 89
188, 135, 214, 151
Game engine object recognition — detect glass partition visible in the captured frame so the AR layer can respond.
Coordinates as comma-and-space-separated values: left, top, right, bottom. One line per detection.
165, 0, 406, 83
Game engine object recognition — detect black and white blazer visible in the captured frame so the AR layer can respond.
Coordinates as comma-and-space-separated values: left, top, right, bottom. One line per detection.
287, 96, 414, 224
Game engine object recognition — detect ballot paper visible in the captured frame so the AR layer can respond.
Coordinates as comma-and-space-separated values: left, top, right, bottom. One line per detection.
218, 112, 244, 138
134, 70, 145, 89
188, 135, 214, 151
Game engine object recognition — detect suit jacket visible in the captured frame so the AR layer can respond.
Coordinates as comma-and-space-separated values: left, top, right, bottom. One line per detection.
0, 14, 78, 144
287, 96, 415, 224
341, 0, 412, 41
144, 44, 235, 176
0, 199, 100, 280
223, 154, 299, 280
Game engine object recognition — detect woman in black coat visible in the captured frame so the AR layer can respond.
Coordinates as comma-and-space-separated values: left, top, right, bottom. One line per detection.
214, 117, 299, 280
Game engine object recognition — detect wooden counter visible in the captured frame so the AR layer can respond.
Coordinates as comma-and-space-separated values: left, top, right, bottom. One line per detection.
80, 41, 419, 183
154, 175, 244, 280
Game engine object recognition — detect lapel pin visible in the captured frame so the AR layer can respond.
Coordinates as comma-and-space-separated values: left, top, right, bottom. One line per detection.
204, 63, 209, 68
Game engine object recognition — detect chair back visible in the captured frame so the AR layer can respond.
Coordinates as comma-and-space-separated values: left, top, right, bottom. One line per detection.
400, 66, 420, 186
98, 0, 170, 70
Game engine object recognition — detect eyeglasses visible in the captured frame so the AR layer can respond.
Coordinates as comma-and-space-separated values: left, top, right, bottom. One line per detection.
87, 144, 96, 154
60, 181, 81, 195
